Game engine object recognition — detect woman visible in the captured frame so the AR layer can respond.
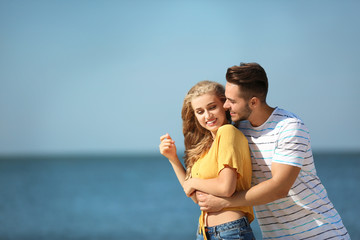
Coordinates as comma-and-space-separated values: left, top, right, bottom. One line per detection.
159, 81, 255, 240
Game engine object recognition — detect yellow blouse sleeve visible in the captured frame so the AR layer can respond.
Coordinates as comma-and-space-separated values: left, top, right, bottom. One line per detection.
214, 124, 250, 177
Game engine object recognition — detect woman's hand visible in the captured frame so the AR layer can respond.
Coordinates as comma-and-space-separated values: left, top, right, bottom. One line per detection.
183, 178, 196, 197
159, 133, 178, 162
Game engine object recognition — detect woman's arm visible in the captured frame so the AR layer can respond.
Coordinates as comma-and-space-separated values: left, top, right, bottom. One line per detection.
159, 133, 186, 185
183, 166, 237, 198
159, 133, 198, 203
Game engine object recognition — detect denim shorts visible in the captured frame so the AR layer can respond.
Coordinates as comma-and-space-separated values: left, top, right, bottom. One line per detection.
196, 217, 255, 240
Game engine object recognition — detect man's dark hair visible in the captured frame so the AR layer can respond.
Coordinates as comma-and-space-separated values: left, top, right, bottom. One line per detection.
226, 62, 268, 102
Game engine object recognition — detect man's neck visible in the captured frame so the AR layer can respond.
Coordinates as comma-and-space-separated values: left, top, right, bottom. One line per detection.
248, 104, 275, 127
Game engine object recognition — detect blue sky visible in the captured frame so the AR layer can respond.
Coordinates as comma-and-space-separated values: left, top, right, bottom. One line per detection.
1, 0, 359, 155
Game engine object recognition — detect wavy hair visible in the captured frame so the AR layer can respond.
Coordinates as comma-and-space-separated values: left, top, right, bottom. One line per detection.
181, 81, 229, 178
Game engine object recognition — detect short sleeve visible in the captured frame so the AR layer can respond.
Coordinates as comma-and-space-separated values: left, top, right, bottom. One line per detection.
214, 125, 250, 177
273, 119, 310, 168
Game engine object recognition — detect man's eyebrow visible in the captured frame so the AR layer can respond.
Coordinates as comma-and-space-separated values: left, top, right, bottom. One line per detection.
226, 97, 235, 101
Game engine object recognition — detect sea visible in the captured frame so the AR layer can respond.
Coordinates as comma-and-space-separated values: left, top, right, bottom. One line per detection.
0, 152, 359, 240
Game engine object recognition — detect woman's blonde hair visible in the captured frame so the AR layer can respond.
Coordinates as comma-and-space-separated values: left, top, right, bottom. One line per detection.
181, 81, 229, 178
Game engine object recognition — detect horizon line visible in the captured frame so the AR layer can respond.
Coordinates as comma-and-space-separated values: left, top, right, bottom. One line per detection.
1, 149, 360, 160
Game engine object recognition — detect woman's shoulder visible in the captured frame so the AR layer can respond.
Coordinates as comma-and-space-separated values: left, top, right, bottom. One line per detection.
218, 124, 243, 136
216, 124, 248, 146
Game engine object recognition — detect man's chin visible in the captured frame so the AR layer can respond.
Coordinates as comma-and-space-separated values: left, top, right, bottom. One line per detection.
231, 118, 247, 126
230, 116, 240, 122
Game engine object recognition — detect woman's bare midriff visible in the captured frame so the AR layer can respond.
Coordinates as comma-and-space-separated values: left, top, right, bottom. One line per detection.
206, 210, 246, 227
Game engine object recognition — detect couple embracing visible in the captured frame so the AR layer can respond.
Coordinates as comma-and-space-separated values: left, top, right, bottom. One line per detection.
159, 63, 350, 240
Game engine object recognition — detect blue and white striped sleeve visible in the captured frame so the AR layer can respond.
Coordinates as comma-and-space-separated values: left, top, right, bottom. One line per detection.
272, 119, 310, 168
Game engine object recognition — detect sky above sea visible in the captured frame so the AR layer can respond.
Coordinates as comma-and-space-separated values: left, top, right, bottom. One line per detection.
1, 0, 359, 155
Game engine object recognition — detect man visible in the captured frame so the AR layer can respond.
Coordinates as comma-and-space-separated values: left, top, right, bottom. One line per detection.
196, 63, 350, 239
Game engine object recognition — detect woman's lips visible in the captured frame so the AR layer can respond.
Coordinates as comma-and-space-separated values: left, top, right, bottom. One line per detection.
206, 119, 217, 126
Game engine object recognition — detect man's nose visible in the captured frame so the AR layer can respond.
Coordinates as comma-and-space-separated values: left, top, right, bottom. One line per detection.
223, 100, 229, 109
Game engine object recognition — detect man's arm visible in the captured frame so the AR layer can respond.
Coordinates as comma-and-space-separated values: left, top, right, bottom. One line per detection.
197, 163, 301, 212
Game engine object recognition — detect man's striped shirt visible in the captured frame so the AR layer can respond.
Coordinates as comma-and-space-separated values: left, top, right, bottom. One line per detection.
237, 107, 350, 239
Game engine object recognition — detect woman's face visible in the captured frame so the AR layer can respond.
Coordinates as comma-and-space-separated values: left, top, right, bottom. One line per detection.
191, 93, 227, 137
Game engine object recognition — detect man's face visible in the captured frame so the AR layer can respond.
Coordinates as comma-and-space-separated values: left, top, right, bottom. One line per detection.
224, 82, 252, 122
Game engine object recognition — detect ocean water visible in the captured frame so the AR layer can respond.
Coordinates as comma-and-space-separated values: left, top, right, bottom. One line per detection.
0, 152, 358, 240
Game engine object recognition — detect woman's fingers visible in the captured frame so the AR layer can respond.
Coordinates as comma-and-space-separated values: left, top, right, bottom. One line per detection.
160, 139, 174, 145
160, 133, 172, 141
159, 138, 176, 155
159, 133, 177, 158
160, 134, 175, 148
161, 142, 173, 149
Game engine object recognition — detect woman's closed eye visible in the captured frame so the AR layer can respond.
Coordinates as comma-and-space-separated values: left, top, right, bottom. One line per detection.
196, 110, 204, 114
208, 105, 217, 110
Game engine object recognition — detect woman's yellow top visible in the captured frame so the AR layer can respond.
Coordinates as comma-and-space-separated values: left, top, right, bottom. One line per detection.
191, 124, 254, 238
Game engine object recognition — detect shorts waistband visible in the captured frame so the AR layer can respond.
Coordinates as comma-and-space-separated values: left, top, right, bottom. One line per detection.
204, 216, 250, 234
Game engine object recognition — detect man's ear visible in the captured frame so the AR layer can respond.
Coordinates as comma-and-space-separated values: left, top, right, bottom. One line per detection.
249, 97, 259, 109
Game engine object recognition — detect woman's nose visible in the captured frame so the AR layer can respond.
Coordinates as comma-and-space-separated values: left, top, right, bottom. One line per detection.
205, 110, 211, 119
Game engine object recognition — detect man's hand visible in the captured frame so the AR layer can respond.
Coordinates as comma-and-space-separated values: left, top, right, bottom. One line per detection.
196, 191, 230, 212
